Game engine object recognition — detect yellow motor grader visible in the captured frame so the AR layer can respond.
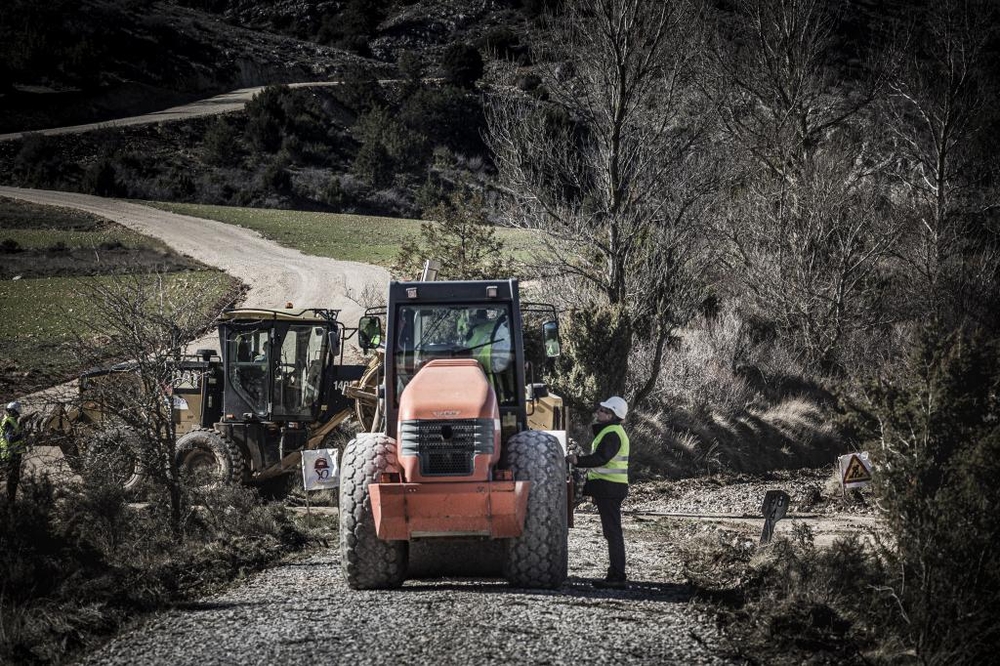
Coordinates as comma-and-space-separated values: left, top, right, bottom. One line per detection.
42, 306, 375, 492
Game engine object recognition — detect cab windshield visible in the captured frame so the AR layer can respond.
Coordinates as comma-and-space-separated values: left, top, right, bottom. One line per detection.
394, 304, 515, 406
228, 323, 328, 419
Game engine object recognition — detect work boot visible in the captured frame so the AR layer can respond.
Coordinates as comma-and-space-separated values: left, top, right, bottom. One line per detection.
592, 577, 627, 590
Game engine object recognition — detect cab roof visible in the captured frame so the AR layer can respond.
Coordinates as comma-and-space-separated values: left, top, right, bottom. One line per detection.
218, 307, 339, 324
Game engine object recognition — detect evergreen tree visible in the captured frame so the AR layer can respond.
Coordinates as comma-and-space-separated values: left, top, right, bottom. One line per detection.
393, 186, 512, 280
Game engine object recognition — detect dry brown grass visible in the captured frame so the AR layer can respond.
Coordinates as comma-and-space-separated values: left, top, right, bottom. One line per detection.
627, 305, 844, 479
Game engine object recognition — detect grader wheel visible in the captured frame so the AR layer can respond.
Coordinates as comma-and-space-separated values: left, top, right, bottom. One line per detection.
345, 352, 382, 432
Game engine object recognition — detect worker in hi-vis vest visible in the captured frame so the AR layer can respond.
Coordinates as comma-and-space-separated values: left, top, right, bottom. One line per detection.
566, 396, 630, 588
1, 401, 27, 506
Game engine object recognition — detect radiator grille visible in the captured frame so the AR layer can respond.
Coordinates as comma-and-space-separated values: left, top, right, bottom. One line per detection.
400, 419, 494, 476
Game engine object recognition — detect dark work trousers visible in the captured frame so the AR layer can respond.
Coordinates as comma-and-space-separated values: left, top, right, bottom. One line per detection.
4, 453, 22, 505
594, 495, 626, 581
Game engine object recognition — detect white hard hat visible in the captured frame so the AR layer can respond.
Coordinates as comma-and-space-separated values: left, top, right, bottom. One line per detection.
6, 401, 21, 414
599, 396, 628, 419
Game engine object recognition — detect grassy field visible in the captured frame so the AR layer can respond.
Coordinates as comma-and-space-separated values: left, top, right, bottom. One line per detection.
0, 197, 240, 399
0, 272, 238, 399
150, 201, 539, 266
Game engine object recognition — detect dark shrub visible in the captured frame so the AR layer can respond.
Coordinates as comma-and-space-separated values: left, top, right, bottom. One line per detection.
259, 159, 292, 194
351, 106, 428, 186
352, 140, 394, 189
244, 85, 292, 153
0, 239, 22, 253
440, 42, 484, 89
549, 302, 633, 413
316, 0, 384, 54
397, 50, 424, 82
862, 327, 1000, 662
201, 117, 243, 167
323, 176, 348, 209
398, 86, 485, 156
515, 72, 542, 92
14, 133, 60, 186
333, 63, 385, 113
82, 158, 121, 197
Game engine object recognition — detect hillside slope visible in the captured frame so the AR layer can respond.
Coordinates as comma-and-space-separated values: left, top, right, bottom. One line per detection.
0, 0, 530, 133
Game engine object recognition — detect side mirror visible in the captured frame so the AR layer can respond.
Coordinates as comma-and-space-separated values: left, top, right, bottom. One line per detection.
542, 320, 561, 358
358, 316, 382, 352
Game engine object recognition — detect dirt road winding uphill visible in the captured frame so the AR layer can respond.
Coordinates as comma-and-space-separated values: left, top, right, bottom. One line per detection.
0, 186, 388, 329
0, 83, 341, 142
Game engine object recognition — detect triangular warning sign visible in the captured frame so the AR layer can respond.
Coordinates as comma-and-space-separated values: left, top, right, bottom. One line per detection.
842, 454, 872, 484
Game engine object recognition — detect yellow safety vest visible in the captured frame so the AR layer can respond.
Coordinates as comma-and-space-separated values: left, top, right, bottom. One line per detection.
587, 424, 629, 484
467, 322, 494, 372
0, 414, 24, 460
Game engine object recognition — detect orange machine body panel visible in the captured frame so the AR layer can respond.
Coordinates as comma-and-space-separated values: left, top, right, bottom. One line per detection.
370, 479, 530, 539
396, 359, 500, 483
371, 359, 527, 540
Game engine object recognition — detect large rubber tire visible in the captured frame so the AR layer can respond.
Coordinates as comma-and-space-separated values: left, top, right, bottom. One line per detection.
503, 430, 569, 588
340, 432, 408, 589
175, 427, 245, 489
84, 425, 146, 495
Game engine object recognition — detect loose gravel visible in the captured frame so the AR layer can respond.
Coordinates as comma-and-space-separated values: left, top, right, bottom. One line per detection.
73, 469, 880, 665
76, 511, 740, 665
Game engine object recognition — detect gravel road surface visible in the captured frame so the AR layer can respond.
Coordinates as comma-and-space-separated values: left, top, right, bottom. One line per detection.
76, 511, 737, 666
72, 469, 875, 665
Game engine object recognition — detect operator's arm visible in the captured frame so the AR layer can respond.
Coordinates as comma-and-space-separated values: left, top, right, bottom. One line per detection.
573, 430, 621, 468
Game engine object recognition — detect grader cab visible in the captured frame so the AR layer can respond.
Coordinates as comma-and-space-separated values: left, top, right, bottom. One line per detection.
339, 279, 569, 589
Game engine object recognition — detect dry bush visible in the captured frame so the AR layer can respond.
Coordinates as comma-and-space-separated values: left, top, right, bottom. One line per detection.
0, 471, 307, 664
652, 306, 767, 417
753, 397, 841, 467
684, 524, 891, 664
183, 485, 306, 555
680, 527, 755, 593
629, 397, 839, 478
627, 410, 714, 479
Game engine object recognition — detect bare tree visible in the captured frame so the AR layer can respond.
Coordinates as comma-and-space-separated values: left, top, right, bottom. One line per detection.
72, 271, 232, 535
486, 0, 717, 406
882, 0, 1000, 331
706, 0, 899, 373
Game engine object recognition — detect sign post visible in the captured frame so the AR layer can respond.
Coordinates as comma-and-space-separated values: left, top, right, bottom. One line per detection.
838, 452, 873, 497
